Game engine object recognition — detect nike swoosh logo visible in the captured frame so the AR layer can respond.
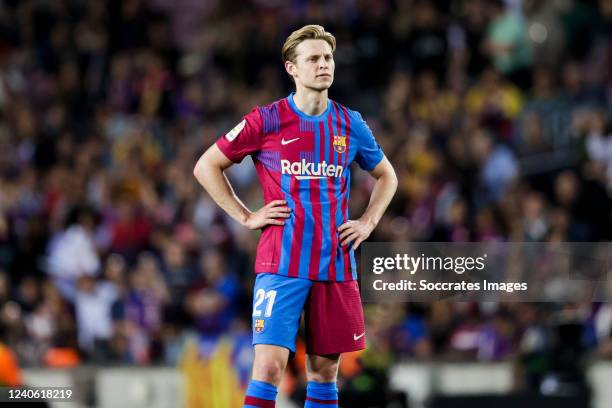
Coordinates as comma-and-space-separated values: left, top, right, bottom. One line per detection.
353, 332, 365, 341
281, 137, 300, 145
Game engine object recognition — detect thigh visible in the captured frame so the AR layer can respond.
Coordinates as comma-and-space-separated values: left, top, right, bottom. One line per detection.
252, 273, 312, 353
305, 279, 366, 355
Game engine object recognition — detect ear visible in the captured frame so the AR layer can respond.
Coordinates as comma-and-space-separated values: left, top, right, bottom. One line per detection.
285, 60, 297, 79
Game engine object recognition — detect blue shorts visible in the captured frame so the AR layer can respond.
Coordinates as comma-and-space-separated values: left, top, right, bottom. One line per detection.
251, 273, 366, 355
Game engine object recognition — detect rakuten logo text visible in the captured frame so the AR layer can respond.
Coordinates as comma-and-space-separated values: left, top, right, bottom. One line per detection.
280, 159, 343, 180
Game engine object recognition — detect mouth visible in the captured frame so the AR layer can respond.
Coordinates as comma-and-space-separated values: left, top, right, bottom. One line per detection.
317, 74, 331, 78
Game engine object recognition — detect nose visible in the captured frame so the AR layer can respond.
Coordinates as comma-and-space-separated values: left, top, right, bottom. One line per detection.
319, 57, 328, 69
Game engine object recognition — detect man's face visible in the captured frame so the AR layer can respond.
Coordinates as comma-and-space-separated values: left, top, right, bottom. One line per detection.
286, 39, 334, 91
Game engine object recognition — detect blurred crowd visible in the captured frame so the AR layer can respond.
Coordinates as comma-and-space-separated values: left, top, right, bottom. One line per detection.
0, 0, 612, 395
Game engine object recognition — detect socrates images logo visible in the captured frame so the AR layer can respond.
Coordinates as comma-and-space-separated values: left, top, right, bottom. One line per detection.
333, 135, 346, 153
254, 319, 265, 333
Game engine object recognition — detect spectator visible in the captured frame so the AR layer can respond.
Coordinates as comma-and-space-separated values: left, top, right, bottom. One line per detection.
73, 275, 119, 359
160, 240, 195, 302
470, 129, 519, 202
484, 0, 533, 88
185, 247, 240, 338
46, 206, 101, 298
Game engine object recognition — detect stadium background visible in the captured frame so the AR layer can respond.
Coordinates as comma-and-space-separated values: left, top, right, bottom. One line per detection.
0, 0, 611, 407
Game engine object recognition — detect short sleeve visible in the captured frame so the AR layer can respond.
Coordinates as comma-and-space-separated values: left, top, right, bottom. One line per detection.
215, 108, 263, 163
354, 112, 384, 171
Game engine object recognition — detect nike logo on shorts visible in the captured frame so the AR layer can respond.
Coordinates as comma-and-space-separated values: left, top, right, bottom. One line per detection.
353, 332, 365, 341
281, 137, 300, 145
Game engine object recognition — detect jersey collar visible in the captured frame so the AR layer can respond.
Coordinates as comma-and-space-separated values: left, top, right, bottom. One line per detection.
287, 92, 331, 121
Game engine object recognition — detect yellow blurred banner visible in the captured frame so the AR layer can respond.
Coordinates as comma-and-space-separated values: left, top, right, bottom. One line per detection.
181, 338, 245, 408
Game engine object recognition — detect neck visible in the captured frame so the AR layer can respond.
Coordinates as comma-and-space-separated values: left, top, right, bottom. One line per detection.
293, 87, 328, 116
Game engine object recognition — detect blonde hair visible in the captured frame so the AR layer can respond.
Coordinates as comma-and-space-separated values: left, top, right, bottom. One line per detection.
281, 24, 336, 63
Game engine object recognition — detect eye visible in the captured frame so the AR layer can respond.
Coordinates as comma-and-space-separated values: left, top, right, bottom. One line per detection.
325, 55, 332, 61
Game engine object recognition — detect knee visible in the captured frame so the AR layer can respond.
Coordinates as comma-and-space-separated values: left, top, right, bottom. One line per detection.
308, 361, 339, 382
253, 359, 285, 384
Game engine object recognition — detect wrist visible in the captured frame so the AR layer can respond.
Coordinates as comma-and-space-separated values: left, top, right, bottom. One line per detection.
239, 210, 253, 227
360, 215, 377, 230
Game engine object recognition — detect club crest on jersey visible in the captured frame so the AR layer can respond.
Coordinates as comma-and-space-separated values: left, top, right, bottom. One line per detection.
333, 135, 347, 153
225, 119, 246, 142
254, 319, 265, 333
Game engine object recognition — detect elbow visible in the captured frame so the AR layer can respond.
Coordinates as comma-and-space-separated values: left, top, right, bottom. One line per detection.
193, 159, 202, 181
391, 174, 399, 196
387, 167, 399, 194
194, 153, 225, 187
193, 155, 208, 183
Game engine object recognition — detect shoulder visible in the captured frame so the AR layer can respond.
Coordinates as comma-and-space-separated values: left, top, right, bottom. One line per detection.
334, 102, 372, 137
330, 100, 367, 125
255, 98, 287, 118
254, 98, 287, 134
257, 97, 285, 111
239, 99, 282, 132
243, 98, 284, 121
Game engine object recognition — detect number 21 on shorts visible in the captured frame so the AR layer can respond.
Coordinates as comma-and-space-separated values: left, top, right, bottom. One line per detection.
253, 289, 277, 317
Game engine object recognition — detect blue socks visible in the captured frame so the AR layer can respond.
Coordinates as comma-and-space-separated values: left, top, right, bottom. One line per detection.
243, 379, 338, 407
244, 380, 277, 407
305, 381, 338, 407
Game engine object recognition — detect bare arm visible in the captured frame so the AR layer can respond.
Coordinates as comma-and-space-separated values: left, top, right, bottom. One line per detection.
193, 144, 291, 229
338, 156, 398, 249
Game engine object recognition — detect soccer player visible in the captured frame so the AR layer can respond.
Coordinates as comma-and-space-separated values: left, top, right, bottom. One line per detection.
194, 24, 397, 408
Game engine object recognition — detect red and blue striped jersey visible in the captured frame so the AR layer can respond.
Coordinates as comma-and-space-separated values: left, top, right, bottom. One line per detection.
216, 93, 384, 281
